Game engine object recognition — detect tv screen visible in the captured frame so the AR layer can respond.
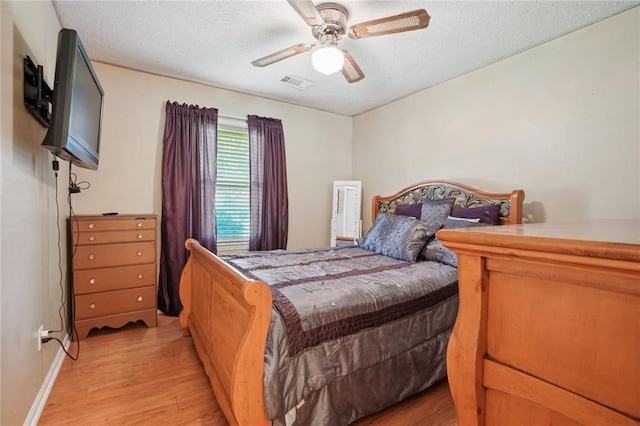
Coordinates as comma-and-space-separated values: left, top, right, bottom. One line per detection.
42, 29, 104, 170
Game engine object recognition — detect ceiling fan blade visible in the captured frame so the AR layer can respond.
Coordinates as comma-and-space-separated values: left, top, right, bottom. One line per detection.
341, 50, 364, 84
287, 0, 326, 27
348, 9, 430, 39
251, 43, 312, 67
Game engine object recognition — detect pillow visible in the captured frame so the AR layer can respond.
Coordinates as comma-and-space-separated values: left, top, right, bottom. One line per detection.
422, 239, 459, 267
419, 198, 456, 225
450, 204, 501, 225
443, 218, 493, 229
357, 213, 387, 251
446, 216, 480, 223
359, 213, 441, 262
421, 220, 492, 265
394, 203, 422, 219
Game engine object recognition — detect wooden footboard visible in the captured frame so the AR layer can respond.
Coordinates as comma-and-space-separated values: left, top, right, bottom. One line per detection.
179, 239, 272, 426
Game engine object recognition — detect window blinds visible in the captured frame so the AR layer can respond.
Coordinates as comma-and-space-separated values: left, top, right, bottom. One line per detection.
216, 128, 250, 241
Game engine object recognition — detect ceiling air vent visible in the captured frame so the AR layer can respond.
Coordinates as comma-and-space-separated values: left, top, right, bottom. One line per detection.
280, 75, 313, 91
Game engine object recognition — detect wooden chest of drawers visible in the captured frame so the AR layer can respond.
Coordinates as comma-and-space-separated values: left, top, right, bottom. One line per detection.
69, 214, 158, 340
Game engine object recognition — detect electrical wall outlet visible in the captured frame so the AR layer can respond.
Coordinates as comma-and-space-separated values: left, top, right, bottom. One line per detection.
37, 325, 44, 351
37, 326, 49, 351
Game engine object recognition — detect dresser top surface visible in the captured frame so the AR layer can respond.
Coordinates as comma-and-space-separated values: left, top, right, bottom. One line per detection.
72, 214, 157, 221
437, 219, 640, 262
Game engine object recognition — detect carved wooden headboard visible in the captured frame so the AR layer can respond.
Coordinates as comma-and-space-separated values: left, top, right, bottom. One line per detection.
372, 180, 525, 225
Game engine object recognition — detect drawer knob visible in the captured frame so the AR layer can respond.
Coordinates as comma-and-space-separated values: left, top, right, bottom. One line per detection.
89, 254, 96, 260
136, 223, 143, 228
89, 235, 96, 241
89, 278, 96, 284
88, 223, 95, 229
137, 251, 143, 256
137, 233, 143, 239
137, 296, 143, 302
137, 273, 143, 279
89, 303, 96, 309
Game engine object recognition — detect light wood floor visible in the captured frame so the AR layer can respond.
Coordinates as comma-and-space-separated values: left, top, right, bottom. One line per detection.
39, 314, 457, 425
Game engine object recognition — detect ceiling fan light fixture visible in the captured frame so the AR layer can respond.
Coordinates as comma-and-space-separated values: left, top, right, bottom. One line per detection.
253, 2, 430, 83
311, 46, 344, 75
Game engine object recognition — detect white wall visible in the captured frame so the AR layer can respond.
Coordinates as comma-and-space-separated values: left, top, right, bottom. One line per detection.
353, 7, 640, 229
70, 64, 353, 250
1, 1, 65, 424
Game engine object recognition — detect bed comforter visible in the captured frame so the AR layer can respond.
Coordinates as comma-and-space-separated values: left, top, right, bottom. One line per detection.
224, 245, 459, 426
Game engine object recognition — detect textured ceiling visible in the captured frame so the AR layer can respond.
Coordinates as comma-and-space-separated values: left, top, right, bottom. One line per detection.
52, 0, 639, 117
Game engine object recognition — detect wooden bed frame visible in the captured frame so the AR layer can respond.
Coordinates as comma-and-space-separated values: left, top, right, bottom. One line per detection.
372, 180, 524, 225
179, 180, 525, 426
439, 222, 638, 425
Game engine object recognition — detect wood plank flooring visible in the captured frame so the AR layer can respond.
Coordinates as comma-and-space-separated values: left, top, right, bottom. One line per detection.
39, 314, 457, 425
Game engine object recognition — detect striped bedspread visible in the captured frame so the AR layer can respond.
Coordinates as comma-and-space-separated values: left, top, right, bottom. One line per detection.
223, 246, 459, 425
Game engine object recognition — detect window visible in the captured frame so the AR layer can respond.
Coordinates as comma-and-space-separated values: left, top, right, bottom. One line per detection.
216, 123, 250, 252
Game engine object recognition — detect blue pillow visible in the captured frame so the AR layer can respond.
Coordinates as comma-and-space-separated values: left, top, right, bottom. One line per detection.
420, 198, 455, 226
422, 220, 492, 266
359, 213, 441, 262
422, 239, 459, 267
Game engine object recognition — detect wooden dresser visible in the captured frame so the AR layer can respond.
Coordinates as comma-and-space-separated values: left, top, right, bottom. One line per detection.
438, 220, 639, 426
69, 214, 158, 340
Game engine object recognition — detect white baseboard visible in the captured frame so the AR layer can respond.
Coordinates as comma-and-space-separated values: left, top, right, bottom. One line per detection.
23, 334, 71, 426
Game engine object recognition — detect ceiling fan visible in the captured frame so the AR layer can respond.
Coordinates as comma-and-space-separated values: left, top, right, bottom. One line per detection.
251, 1, 430, 83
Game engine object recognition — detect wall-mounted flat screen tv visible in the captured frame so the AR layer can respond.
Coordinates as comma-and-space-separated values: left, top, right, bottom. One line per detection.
42, 28, 104, 170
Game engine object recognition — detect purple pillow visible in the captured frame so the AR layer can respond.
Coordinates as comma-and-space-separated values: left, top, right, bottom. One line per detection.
450, 204, 501, 225
394, 203, 422, 219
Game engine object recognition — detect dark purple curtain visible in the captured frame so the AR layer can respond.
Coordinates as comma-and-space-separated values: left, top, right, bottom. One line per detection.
248, 115, 289, 251
158, 101, 217, 316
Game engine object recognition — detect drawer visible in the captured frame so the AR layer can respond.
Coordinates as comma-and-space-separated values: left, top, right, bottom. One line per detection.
74, 229, 156, 245
75, 286, 156, 320
74, 263, 157, 295
73, 217, 156, 232
74, 241, 155, 270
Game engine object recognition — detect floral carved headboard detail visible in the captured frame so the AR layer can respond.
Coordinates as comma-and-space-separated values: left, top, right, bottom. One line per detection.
373, 180, 524, 225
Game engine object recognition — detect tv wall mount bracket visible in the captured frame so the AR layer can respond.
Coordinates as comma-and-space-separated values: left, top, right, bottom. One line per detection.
23, 55, 52, 128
